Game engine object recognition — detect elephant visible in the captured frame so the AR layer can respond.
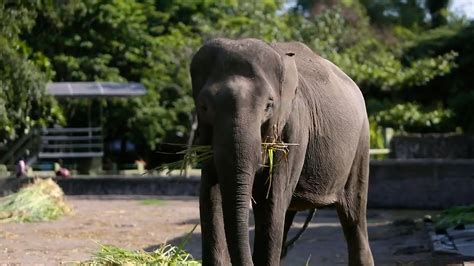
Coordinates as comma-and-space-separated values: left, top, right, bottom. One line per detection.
190, 38, 374, 266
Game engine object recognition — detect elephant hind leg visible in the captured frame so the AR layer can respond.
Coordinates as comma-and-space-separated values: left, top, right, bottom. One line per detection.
336, 139, 374, 266
281, 210, 296, 259
281, 209, 316, 258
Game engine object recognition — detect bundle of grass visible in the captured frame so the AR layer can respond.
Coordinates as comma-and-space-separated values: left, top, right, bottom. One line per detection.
0, 178, 72, 223
154, 144, 213, 175
435, 205, 474, 230
87, 243, 201, 265
156, 125, 298, 198
261, 125, 299, 198
86, 224, 200, 265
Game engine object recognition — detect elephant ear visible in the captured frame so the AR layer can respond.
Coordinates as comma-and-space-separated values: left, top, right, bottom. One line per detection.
190, 39, 224, 99
271, 45, 299, 131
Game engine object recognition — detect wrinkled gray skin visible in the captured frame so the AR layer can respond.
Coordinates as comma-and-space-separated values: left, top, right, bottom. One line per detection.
190, 38, 374, 266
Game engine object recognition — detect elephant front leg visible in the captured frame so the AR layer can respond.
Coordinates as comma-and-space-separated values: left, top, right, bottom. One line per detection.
252, 197, 287, 266
200, 163, 230, 265
252, 167, 294, 266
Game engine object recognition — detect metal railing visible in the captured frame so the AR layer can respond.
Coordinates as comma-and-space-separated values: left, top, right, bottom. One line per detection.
369, 148, 390, 155
38, 127, 104, 159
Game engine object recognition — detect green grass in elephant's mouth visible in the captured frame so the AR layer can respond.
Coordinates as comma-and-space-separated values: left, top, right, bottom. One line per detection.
261, 135, 299, 198
153, 136, 298, 198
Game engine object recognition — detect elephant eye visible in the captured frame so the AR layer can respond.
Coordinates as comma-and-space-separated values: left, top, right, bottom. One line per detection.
265, 102, 273, 112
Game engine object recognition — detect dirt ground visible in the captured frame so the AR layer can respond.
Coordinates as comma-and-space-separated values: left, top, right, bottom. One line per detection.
0, 196, 466, 265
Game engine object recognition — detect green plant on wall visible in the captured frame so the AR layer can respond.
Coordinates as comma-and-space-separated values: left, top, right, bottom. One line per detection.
373, 103, 455, 133
369, 118, 385, 149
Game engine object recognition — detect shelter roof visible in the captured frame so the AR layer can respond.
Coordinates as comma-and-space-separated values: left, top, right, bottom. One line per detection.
47, 82, 146, 97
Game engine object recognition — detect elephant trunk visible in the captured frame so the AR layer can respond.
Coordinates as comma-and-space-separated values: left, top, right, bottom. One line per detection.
213, 117, 260, 265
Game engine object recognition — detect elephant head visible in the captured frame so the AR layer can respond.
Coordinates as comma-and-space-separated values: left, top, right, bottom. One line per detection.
190, 38, 298, 263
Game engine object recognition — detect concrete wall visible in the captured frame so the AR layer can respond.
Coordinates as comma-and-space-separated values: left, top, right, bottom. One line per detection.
1, 159, 473, 209
390, 134, 474, 159
368, 159, 474, 209
0, 177, 30, 196
0, 176, 202, 197
56, 177, 200, 196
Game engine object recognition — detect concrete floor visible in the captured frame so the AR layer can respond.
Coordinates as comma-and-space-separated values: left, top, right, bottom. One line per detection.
0, 196, 467, 265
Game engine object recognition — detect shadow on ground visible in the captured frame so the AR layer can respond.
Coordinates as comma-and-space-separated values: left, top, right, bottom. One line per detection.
145, 209, 468, 266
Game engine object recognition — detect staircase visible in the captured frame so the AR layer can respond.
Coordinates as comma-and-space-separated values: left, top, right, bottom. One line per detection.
0, 127, 104, 172
0, 128, 41, 169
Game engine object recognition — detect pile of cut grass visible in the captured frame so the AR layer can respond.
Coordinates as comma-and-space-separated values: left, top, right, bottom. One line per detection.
0, 178, 72, 222
86, 224, 200, 265
435, 204, 474, 230
86, 243, 201, 265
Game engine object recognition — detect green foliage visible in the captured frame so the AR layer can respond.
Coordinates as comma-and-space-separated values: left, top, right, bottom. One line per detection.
359, 0, 429, 28
3, 0, 468, 161
0, 43, 64, 141
192, 1, 291, 42
20, 0, 293, 155
288, 7, 457, 92
369, 118, 385, 149
331, 40, 456, 91
24, 0, 198, 151
404, 22, 474, 133
435, 205, 474, 230
0, 2, 64, 143
358, 0, 450, 28
372, 103, 455, 133
287, 6, 458, 135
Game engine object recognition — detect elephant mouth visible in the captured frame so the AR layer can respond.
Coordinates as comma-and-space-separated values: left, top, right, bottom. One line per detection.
153, 123, 298, 198
260, 125, 299, 198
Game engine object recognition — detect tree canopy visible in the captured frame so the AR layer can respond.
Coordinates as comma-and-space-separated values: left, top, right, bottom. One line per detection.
1, 0, 472, 160
0, 2, 63, 144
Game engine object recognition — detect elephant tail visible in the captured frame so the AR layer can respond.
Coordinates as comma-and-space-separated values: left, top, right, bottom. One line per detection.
281, 208, 316, 258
